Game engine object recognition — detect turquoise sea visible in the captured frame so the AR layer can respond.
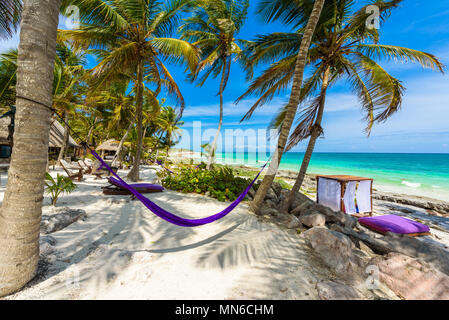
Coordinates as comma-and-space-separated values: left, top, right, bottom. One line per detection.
213, 152, 449, 202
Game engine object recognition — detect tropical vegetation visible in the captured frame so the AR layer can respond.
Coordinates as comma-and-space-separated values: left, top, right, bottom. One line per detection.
45, 172, 78, 205
0, 0, 445, 298
158, 164, 256, 202
180, 0, 249, 169
238, 0, 444, 211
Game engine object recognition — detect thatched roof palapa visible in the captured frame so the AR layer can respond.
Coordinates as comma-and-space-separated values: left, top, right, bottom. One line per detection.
0, 116, 80, 148
96, 139, 121, 152
49, 118, 80, 148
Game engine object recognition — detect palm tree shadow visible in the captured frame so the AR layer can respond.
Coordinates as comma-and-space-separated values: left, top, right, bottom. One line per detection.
148, 222, 241, 254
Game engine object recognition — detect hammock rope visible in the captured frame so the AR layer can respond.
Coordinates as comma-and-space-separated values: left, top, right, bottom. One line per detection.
90, 150, 267, 227
14, 95, 268, 228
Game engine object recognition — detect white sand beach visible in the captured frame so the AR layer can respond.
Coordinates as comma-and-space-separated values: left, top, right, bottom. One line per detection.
1, 164, 448, 300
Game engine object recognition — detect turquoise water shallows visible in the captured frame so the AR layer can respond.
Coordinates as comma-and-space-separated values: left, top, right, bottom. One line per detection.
213, 152, 449, 202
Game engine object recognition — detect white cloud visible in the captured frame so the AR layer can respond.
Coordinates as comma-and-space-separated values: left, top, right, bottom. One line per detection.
182, 96, 288, 118
0, 32, 20, 51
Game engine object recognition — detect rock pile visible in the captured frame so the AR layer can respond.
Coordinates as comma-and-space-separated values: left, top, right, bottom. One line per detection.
247, 184, 449, 300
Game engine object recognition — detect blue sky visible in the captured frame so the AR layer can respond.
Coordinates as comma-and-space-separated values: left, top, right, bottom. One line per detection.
1, 1, 448, 154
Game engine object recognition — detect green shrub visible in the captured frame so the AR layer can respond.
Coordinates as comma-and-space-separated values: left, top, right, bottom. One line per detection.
45, 173, 77, 205
158, 166, 259, 202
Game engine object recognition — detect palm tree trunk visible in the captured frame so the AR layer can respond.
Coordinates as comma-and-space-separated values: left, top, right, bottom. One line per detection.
87, 116, 98, 146
57, 110, 69, 162
0, 0, 61, 297
207, 56, 230, 170
112, 118, 135, 167
128, 60, 144, 181
250, 0, 325, 214
283, 66, 330, 212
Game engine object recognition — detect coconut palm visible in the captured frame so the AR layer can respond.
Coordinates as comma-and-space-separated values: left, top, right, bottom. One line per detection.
59, 0, 199, 181
0, 43, 88, 161
0, 49, 18, 109
241, 0, 326, 214
158, 106, 184, 157
179, 0, 249, 169
0, 0, 62, 297
53, 43, 87, 161
0, 0, 21, 39
239, 0, 444, 212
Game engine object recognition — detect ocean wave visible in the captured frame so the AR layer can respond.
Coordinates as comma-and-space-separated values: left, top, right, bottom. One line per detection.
401, 181, 421, 188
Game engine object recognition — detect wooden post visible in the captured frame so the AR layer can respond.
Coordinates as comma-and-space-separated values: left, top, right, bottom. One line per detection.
370, 179, 373, 216
340, 181, 346, 213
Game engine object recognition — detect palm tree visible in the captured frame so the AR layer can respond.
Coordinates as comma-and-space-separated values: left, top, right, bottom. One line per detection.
179, 0, 249, 169
158, 106, 183, 157
53, 43, 87, 162
60, 0, 199, 181
242, 0, 326, 214
86, 78, 136, 165
0, 49, 18, 109
0, 0, 62, 297
0, 0, 21, 39
240, 0, 444, 212
0, 44, 87, 162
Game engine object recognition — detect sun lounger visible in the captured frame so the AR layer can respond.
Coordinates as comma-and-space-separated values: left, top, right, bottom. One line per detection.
78, 159, 105, 179
102, 176, 164, 195
78, 160, 92, 174
358, 214, 431, 237
60, 159, 83, 181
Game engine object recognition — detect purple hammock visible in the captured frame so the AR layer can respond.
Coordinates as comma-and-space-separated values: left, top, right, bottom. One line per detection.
91, 150, 266, 227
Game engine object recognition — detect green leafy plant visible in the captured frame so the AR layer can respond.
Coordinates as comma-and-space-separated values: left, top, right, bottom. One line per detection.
44, 172, 77, 205
158, 165, 259, 202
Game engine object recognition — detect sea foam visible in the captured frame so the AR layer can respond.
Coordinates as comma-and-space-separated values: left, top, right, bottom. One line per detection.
401, 181, 421, 188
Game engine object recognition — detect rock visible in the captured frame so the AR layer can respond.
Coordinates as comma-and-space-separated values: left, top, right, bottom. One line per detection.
41, 208, 87, 234
291, 191, 315, 209
301, 227, 356, 276
291, 201, 313, 216
332, 224, 449, 276
316, 281, 360, 300
300, 213, 326, 227
358, 241, 377, 257
264, 199, 278, 209
260, 207, 280, 217
370, 253, 449, 300
278, 189, 289, 204
373, 192, 449, 215
265, 188, 278, 202
351, 248, 373, 268
286, 215, 301, 229
313, 203, 358, 229
271, 182, 282, 198
39, 235, 57, 257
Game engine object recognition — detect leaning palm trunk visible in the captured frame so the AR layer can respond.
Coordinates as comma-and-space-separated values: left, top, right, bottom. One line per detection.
250, 0, 325, 214
127, 60, 144, 181
111, 118, 135, 168
86, 116, 98, 146
207, 56, 230, 170
283, 66, 330, 212
0, 0, 61, 297
57, 110, 69, 162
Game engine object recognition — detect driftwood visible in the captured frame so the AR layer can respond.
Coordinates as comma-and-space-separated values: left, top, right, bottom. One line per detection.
331, 224, 449, 276
41, 208, 87, 234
